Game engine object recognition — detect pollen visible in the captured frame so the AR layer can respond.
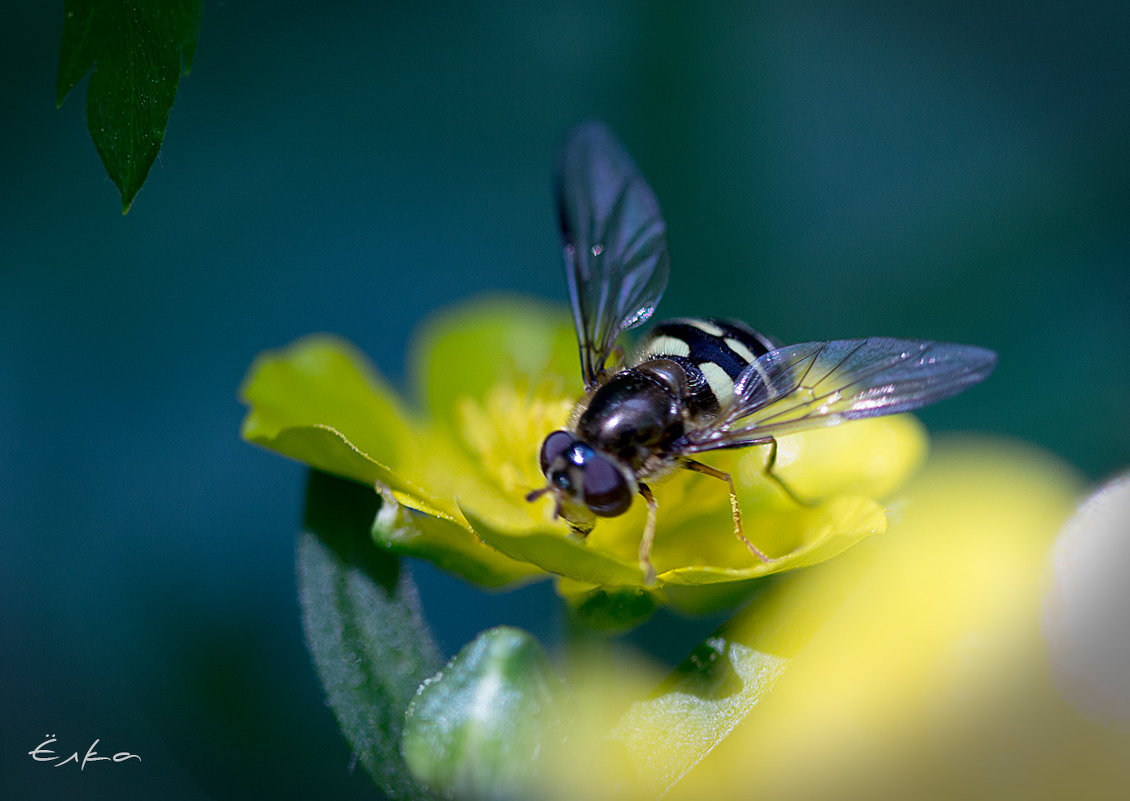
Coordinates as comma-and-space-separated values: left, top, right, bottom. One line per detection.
456, 378, 574, 494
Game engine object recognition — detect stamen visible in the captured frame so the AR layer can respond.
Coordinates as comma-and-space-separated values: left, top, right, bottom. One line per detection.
457, 380, 573, 494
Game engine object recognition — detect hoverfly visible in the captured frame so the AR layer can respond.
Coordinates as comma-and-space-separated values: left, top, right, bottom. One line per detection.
526, 121, 997, 583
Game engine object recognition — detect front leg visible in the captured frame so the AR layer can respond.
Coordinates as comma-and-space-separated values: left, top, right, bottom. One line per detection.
637, 483, 658, 585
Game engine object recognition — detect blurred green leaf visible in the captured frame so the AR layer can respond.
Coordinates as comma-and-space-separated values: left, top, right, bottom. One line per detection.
57, 0, 204, 212
298, 470, 441, 799
610, 631, 789, 795
609, 568, 856, 796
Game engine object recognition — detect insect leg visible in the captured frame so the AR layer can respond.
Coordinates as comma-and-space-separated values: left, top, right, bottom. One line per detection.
762, 438, 814, 507
637, 482, 658, 584
681, 459, 773, 563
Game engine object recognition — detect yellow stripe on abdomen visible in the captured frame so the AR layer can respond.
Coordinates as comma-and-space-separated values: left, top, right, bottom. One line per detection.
698, 361, 735, 408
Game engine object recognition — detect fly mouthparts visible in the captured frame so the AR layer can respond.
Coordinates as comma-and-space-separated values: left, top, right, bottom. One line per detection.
525, 487, 549, 503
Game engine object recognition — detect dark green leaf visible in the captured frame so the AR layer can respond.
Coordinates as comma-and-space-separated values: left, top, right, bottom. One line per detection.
298, 470, 442, 799
57, 0, 204, 212
563, 585, 659, 633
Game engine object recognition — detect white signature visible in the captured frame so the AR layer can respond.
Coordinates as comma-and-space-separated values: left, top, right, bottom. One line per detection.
28, 735, 141, 769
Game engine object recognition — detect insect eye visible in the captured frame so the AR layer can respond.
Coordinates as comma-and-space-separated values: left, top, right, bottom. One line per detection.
539, 430, 575, 474
581, 456, 632, 517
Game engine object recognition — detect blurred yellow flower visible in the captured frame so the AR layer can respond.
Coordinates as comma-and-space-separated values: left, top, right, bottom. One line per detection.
544, 439, 1130, 800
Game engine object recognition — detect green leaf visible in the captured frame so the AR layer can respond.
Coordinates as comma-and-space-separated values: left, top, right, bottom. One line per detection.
57, 0, 204, 212
402, 627, 567, 801
297, 469, 442, 799
557, 581, 660, 632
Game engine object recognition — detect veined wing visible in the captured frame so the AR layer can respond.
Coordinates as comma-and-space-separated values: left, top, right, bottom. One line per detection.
683, 337, 998, 450
556, 121, 670, 388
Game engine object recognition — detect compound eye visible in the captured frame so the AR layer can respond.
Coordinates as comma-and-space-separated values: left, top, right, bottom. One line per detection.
539, 430, 575, 474
582, 456, 632, 517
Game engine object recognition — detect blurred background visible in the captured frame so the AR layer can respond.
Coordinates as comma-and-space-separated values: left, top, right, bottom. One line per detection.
2, 2, 1127, 798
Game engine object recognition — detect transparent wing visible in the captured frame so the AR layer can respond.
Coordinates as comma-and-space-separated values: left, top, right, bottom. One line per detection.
684, 338, 998, 451
556, 121, 670, 388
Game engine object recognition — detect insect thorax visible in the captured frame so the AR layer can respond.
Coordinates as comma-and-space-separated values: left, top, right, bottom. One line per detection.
630, 318, 776, 417
569, 317, 776, 473
574, 369, 682, 471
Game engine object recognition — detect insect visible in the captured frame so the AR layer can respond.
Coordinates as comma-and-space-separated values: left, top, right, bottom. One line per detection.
526, 121, 997, 583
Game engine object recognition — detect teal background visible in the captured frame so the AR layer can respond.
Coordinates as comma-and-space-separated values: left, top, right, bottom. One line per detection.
2, 2, 1127, 798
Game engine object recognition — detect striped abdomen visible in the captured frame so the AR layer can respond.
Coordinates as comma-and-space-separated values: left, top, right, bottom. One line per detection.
632, 318, 777, 417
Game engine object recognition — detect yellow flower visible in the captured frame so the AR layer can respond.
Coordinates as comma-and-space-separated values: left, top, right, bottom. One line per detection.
240, 297, 927, 611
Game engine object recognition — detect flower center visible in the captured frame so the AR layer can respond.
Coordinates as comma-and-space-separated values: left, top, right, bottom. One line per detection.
456, 378, 575, 494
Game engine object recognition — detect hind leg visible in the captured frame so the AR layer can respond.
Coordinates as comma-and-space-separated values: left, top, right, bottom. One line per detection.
760, 437, 815, 507
681, 459, 773, 563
